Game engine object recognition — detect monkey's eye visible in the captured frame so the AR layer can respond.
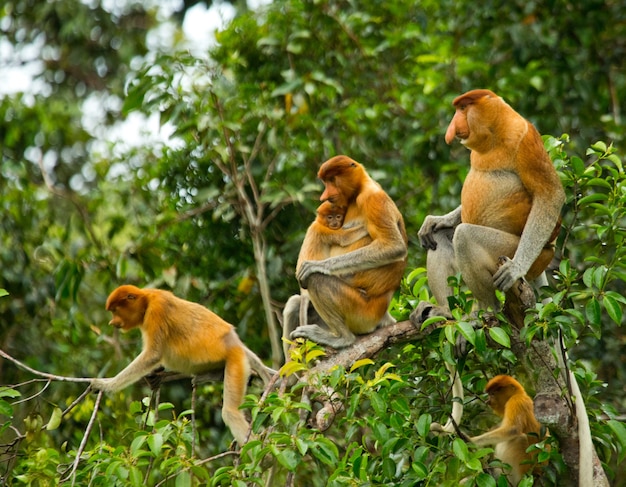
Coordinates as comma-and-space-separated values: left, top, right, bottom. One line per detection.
127, 294, 136, 300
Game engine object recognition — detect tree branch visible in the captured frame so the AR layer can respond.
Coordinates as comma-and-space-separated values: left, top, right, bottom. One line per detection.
0, 349, 93, 383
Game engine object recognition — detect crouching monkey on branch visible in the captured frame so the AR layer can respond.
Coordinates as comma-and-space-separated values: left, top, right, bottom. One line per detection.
413, 89, 565, 435
283, 155, 408, 350
469, 375, 548, 486
91, 285, 276, 445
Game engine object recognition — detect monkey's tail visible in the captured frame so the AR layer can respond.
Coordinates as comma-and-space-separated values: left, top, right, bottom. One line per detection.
430, 362, 464, 435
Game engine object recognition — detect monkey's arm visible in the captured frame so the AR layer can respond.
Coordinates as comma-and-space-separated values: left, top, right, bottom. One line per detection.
330, 224, 370, 247
418, 206, 462, 250
470, 425, 522, 446
297, 214, 406, 284
307, 220, 369, 248
493, 145, 565, 291
91, 350, 162, 392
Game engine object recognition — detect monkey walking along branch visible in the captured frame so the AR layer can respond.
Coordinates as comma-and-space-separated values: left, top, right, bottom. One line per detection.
91, 285, 276, 445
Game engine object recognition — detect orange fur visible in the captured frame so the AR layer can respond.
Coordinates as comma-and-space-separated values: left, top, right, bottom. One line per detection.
92, 285, 275, 444
471, 375, 546, 485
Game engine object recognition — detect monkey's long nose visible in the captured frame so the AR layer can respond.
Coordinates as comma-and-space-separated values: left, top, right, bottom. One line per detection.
444, 122, 457, 145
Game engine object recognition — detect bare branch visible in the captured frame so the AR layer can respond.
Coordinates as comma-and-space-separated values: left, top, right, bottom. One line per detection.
65, 389, 103, 486
0, 349, 93, 383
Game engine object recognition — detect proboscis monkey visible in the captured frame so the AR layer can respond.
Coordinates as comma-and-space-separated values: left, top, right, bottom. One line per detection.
293, 201, 370, 357
317, 201, 346, 231
283, 155, 408, 350
414, 90, 564, 436
418, 89, 565, 313
470, 375, 546, 485
91, 285, 276, 444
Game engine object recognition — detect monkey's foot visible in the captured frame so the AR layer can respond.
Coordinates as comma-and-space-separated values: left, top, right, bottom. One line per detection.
377, 311, 396, 328
409, 301, 452, 328
290, 325, 356, 349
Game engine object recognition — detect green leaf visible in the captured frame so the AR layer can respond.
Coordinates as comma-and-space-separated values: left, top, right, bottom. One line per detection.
608, 419, 626, 463
276, 449, 299, 470
147, 433, 164, 455
585, 298, 602, 336
382, 456, 396, 479
456, 321, 476, 346
411, 461, 428, 479
0, 400, 13, 418
175, 471, 191, 487
416, 413, 432, 437
370, 391, 386, 416
130, 435, 147, 455
452, 437, 469, 462
422, 314, 449, 330
603, 294, 623, 325
0, 387, 21, 400
476, 472, 497, 487
570, 156, 585, 176
488, 327, 510, 348
577, 193, 607, 206
312, 438, 339, 466
590, 141, 607, 153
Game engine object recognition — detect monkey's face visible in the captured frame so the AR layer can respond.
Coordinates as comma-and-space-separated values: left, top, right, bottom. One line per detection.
320, 179, 340, 203
108, 307, 137, 331
318, 156, 364, 203
106, 286, 146, 331
325, 213, 344, 229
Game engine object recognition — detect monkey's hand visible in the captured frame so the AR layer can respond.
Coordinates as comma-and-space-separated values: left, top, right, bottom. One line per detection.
418, 208, 462, 250
90, 378, 114, 392
493, 256, 525, 292
297, 260, 330, 288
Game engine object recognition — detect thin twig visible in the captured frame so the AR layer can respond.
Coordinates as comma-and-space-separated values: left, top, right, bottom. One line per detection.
0, 349, 93, 383
153, 451, 239, 487
191, 377, 197, 457
65, 389, 103, 486
13, 380, 51, 404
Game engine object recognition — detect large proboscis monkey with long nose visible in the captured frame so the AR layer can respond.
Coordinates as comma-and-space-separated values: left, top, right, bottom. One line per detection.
283, 155, 408, 351
417, 89, 564, 315
414, 89, 565, 436
91, 285, 276, 445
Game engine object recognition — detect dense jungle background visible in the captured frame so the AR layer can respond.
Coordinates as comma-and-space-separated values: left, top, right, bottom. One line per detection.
1, 0, 625, 485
